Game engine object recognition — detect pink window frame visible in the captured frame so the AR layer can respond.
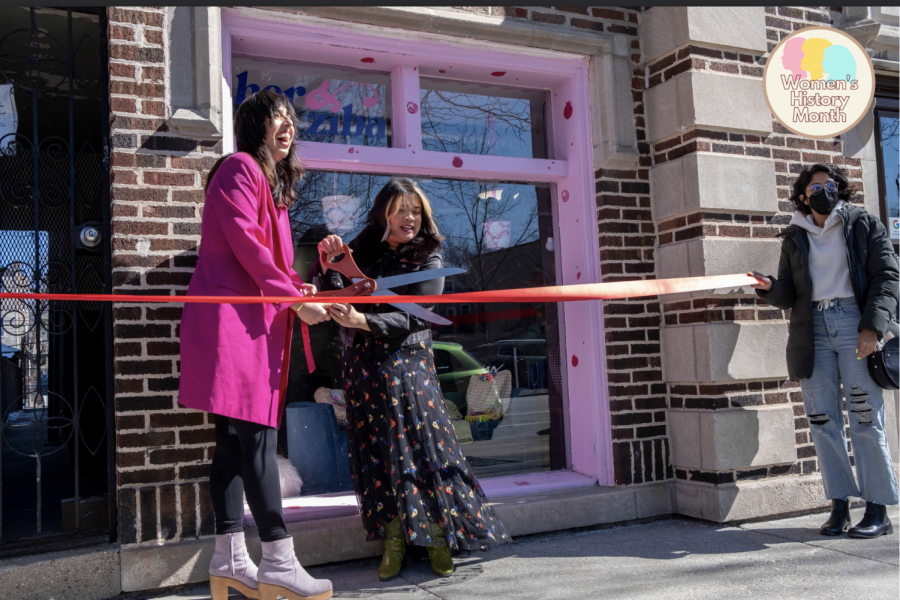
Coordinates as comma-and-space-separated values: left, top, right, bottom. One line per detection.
221, 10, 613, 495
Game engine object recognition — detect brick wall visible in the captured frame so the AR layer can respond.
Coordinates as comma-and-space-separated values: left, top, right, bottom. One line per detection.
108, 6, 220, 545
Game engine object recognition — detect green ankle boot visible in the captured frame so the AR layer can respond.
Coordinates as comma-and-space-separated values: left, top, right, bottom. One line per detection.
426, 522, 454, 577
378, 517, 406, 582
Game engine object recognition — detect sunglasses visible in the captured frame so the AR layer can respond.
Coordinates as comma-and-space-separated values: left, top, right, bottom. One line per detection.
808, 182, 838, 195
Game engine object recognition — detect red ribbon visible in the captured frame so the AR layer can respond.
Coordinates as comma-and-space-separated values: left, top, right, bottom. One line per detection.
0, 274, 761, 305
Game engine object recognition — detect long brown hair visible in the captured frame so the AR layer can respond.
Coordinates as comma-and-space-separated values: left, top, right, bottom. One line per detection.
367, 179, 443, 244
205, 90, 305, 208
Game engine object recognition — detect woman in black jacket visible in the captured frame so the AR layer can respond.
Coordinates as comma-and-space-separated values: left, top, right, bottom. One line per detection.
753, 163, 898, 539
316, 179, 510, 581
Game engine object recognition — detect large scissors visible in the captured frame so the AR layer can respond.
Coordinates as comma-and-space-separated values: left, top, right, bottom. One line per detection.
316, 243, 464, 325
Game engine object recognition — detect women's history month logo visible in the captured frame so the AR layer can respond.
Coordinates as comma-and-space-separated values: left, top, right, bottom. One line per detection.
763, 26, 875, 139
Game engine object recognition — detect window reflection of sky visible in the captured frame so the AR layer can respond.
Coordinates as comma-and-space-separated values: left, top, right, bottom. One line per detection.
418, 180, 541, 291
291, 173, 541, 276
420, 77, 547, 160
879, 114, 898, 222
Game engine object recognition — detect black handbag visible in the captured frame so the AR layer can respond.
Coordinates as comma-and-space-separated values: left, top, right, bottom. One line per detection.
867, 335, 898, 390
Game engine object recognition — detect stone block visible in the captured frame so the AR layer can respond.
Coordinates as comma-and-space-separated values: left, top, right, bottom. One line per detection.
875, 6, 899, 22
121, 536, 211, 592
642, 7, 767, 62
641, 7, 687, 64
165, 7, 223, 139
667, 410, 702, 468
656, 237, 782, 299
668, 407, 798, 471
0, 543, 121, 600
287, 515, 381, 566
662, 321, 790, 382
646, 73, 692, 144
647, 71, 773, 143
635, 481, 675, 519
492, 486, 637, 537
673, 474, 830, 522
651, 153, 778, 221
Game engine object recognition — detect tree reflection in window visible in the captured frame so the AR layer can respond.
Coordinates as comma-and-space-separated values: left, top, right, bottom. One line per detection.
419, 77, 547, 160
421, 180, 542, 295
291, 171, 390, 252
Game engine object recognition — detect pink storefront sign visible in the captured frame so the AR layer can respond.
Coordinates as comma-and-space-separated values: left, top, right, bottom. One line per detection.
221, 10, 614, 499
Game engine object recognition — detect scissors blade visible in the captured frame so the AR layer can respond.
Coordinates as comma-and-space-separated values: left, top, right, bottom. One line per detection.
369, 288, 453, 326
352, 268, 465, 292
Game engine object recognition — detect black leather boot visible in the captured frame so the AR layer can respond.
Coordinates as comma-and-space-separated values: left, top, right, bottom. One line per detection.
848, 502, 894, 539
820, 499, 852, 536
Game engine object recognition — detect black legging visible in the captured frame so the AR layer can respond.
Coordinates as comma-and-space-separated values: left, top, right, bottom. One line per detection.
209, 415, 289, 542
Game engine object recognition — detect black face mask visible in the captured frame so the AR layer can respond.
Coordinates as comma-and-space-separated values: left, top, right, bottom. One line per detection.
808, 188, 839, 215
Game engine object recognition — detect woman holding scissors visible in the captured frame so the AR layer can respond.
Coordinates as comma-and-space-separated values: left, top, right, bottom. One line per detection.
317, 179, 510, 581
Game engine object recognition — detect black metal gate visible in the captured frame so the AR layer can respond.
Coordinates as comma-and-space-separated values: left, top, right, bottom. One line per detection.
0, 6, 113, 553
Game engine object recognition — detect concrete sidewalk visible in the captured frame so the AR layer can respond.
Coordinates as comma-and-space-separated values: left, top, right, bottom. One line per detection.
129, 506, 899, 600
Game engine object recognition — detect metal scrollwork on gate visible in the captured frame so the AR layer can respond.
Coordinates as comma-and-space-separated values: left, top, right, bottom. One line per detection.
0, 6, 109, 546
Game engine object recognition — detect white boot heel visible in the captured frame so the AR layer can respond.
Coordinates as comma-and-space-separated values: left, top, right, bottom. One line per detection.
209, 532, 260, 599
258, 538, 333, 600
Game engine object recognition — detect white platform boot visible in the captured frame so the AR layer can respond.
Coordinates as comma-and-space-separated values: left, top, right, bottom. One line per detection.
209, 532, 259, 600
257, 537, 333, 600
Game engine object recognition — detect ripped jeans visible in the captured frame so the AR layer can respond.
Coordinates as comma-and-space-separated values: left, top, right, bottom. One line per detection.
799, 297, 899, 505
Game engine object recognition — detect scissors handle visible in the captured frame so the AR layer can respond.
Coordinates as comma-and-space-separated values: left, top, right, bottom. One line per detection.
318, 242, 377, 297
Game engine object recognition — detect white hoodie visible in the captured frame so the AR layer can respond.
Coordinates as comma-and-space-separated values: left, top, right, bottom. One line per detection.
789, 202, 855, 302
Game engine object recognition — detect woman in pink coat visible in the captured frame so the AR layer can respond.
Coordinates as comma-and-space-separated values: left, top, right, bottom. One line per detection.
178, 90, 333, 600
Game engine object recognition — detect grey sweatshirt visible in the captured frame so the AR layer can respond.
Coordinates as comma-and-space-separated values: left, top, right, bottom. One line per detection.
789, 202, 856, 302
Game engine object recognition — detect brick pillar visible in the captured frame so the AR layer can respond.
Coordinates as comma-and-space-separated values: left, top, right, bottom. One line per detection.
638, 6, 865, 520
108, 6, 222, 545
594, 10, 673, 487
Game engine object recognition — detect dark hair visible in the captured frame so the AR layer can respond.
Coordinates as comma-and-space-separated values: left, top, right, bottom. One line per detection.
789, 163, 855, 215
366, 178, 444, 243
205, 90, 305, 208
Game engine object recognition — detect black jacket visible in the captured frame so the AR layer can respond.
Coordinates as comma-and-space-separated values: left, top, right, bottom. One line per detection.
315, 226, 445, 350
756, 204, 899, 381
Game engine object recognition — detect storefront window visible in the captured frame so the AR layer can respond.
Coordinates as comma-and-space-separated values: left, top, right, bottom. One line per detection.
419, 77, 547, 159
225, 13, 605, 493
232, 56, 392, 148
875, 109, 898, 245
285, 171, 562, 479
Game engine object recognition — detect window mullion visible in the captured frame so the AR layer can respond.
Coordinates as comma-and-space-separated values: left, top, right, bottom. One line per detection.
390, 65, 422, 151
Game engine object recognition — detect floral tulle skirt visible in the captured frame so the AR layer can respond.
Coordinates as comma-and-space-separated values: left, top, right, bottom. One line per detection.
342, 338, 511, 552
